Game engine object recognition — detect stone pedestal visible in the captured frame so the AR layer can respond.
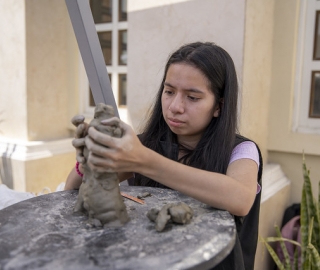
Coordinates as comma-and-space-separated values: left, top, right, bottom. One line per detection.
0, 186, 236, 270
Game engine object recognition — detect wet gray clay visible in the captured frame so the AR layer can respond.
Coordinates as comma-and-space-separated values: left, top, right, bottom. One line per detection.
147, 202, 193, 232
73, 103, 129, 227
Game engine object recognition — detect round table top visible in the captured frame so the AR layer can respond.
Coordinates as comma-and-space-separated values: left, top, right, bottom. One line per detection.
0, 186, 235, 270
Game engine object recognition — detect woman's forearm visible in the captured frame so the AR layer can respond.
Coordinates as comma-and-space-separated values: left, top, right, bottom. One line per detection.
84, 124, 258, 216
65, 167, 83, 190
118, 172, 134, 182
136, 147, 257, 216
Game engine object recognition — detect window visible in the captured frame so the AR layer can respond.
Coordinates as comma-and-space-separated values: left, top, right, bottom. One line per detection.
118, 74, 127, 106
309, 71, 320, 118
293, 0, 320, 133
81, 0, 128, 116
313, 11, 320, 60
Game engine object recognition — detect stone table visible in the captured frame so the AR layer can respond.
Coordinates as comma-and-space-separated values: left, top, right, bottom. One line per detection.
0, 186, 235, 270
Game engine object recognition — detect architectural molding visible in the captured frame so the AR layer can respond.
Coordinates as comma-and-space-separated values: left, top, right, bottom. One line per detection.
0, 138, 74, 161
261, 163, 291, 203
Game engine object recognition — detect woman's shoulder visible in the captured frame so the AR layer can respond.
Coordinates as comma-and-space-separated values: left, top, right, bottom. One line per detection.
231, 136, 263, 191
234, 134, 256, 145
230, 135, 260, 167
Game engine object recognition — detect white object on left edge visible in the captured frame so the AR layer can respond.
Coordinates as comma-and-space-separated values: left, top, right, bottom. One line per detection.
0, 184, 35, 210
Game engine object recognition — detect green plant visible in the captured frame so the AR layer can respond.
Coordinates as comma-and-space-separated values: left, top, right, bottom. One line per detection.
261, 156, 320, 270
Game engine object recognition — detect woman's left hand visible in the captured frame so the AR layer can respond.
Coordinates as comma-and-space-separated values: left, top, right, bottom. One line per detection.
85, 117, 145, 173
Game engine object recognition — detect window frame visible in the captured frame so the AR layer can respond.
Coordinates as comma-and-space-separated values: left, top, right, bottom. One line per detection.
309, 70, 320, 118
292, 0, 320, 134
79, 0, 128, 118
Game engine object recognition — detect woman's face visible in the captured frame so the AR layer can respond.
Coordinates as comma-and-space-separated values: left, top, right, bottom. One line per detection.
161, 63, 220, 147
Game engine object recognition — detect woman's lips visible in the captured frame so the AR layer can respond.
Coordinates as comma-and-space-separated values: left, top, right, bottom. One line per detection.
168, 118, 184, 127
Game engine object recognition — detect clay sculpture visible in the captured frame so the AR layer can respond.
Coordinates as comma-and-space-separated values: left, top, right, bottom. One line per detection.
147, 202, 193, 232
72, 103, 129, 227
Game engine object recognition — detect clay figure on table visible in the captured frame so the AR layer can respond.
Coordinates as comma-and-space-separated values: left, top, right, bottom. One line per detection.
147, 202, 194, 232
71, 103, 129, 227
65, 42, 263, 270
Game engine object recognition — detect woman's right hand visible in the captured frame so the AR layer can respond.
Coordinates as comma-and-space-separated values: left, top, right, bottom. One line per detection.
85, 117, 145, 174
64, 115, 88, 190
71, 115, 89, 164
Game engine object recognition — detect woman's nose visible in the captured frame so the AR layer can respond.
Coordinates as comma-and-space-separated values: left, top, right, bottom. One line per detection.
169, 95, 184, 113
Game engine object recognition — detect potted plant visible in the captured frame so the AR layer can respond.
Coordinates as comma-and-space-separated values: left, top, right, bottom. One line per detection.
261, 156, 320, 269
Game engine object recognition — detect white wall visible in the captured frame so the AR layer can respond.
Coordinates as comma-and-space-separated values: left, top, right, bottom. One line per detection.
127, 0, 246, 132
0, 0, 28, 140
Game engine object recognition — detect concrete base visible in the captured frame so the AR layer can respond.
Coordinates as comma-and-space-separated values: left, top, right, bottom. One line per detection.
0, 137, 75, 194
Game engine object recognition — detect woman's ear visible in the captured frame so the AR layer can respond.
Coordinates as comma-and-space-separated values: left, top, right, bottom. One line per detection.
213, 107, 220, 117
213, 98, 223, 117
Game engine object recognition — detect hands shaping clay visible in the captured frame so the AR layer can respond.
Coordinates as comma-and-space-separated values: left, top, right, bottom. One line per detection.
72, 103, 129, 227
147, 202, 193, 232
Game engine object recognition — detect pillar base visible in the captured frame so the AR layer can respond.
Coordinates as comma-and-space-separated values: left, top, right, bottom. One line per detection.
0, 137, 75, 193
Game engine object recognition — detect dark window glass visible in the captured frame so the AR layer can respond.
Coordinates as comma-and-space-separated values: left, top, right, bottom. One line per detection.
118, 74, 127, 106
98, 31, 112, 65
119, 0, 127, 21
118, 30, 127, 65
314, 11, 320, 60
309, 71, 320, 118
90, 0, 112, 24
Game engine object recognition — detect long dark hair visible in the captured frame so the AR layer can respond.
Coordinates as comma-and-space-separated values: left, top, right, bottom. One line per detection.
134, 42, 239, 187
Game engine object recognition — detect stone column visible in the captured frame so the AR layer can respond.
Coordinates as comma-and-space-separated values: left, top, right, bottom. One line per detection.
0, 0, 78, 193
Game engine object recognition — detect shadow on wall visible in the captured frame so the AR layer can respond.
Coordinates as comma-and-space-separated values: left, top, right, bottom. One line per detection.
0, 144, 15, 189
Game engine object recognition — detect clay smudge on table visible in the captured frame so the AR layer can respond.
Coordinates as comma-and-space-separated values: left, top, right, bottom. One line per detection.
73, 103, 129, 227
137, 192, 151, 199
147, 202, 193, 232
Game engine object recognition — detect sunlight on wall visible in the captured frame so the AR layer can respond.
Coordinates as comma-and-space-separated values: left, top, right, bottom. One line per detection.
128, 0, 192, 12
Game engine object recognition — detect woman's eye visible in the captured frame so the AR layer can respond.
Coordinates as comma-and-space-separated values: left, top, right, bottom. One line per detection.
164, 89, 173, 95
188, 96, 200, 101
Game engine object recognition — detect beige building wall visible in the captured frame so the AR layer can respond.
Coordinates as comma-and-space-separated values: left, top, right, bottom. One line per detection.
240, 0, 275, 160
241, 1, 292, 269
0, 0, 77, 193
269, 152, 320, 204
26, 0, 69, 141
268, 0, 320, 203
0, 0, 28, 140
25, 153, 75, 193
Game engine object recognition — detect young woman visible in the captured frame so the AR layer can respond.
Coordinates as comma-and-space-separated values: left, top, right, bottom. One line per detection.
65, 42, 262, 270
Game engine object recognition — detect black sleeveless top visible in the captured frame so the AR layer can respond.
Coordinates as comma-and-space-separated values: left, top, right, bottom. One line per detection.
127, 134, 263, 270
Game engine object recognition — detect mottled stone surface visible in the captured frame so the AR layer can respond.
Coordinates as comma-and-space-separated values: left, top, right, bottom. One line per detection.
0, 186, 236, 270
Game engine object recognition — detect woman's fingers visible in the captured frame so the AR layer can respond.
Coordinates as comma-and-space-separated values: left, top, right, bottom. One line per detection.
85, 119, 143, 173
76, 122, 90, 139
100, 117, 131, 135
86, 127, 130, 172
87, 152, 115, 173
88, 126, 116, 149
71, 115, 89, 139
71, 115, 85, 127
100, 117, 121, 127
75, 124, 85, 139
103, 117, 131, 130
72, 138, 86, 163
76, 153, 86, 164
70, 115, 90, 164
85, 135, 112, 157
72, 138, 85, 148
